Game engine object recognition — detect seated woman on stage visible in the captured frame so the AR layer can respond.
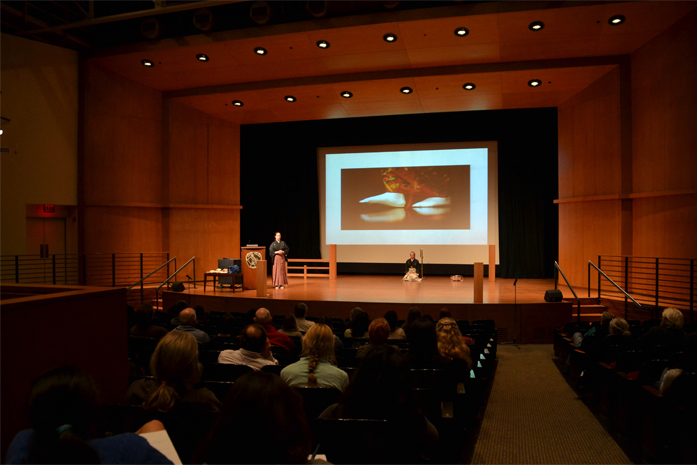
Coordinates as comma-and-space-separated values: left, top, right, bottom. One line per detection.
403, 251, 422, 281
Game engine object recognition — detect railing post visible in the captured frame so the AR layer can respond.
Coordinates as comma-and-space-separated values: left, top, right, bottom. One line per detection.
112, 253, 116, 287
597, 256, 602, 300
587, 261, 591, 298
554, 265, 558, 290
690, 259, 694, 324
82, 254, 87, 285
655, 258, 660, 315
624, 256, 630, 317
52, 255, 56, 285
15, 255, 19, 283
140, 253, 144, 306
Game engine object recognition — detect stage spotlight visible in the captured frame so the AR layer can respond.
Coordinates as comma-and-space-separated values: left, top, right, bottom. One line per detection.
254, 47, 267, 55
232, 100, 244, 107
383, 33, 397, 43
400, 87, 413, 94
528, 79, 542, 87
141, 59, 154, 67
196, 54, 209, 62
340, 91, 353, 98
528, 21, 545, 31
316, 40, 330, 49
454, 27, 469, 37
285, 95, 297, 102
609, 15, 626, 25
462, 83, 476, 91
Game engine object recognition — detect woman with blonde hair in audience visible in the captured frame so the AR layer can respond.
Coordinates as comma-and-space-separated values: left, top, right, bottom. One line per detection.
281, 323, 349, 391
436, 317, 473, 370
639, 307, 687, 352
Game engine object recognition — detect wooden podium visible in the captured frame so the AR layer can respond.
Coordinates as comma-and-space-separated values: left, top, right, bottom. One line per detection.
241, 246, 266, 290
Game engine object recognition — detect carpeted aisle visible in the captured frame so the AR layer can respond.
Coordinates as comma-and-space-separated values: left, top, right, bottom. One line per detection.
470, 344, 631, 464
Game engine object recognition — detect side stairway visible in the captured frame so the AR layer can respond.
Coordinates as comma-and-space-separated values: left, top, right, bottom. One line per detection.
563, 297, 607, 322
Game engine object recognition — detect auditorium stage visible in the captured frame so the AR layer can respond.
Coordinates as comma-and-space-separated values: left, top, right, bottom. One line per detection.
163, 276, 572, 343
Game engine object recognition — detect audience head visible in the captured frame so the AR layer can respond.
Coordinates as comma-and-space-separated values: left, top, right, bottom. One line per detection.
350, 310, 370, 338
219, 313, 237, 336
368, 318, 391, 345
600, 311, 614, 325
302, 323, 336, 386
436, 317, 473, 368
662, 307, 684, 330
145, 331, 202, 413
609, 317, 631, 337
349, 306, 364, 322
179, 307, 197, 325
240, 324, 269, 353
202, 371, 311, 464
316, 315, 334, 330
438, 308, 452, 320
26, 366, 101, 463
408, 317, 440, 361
194, 305, 206, 322
384, 310, 399, 332
294, 302, 308, 319
403, 307, 422, 334
254, 307, 272, 325
281, 313, 299, 333
168, 300, 188, 319
135, 303, 155, 327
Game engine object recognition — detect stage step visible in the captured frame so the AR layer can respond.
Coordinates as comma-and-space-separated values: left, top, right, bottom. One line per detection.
563, 297, 601, 305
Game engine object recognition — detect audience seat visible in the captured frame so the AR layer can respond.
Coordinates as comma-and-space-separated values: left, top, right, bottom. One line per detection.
202, 363, 253, 381
294, 386, 341, 419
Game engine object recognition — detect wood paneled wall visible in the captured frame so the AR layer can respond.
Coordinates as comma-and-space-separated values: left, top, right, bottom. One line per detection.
557, 9, 697, 289
82, 63, 241, 278
631, 9, 697, 259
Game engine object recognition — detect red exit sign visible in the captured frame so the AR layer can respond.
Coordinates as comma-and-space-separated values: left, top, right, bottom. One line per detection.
43, 204, 55, 213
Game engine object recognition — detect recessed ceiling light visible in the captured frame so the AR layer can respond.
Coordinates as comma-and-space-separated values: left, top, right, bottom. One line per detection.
400, 87, 413, 94
608, 15, 626, 25
254, 47, 267, 55
141, 59, 154, 67
232, 100, 243, 107
462, 83, 476, 91
316, 40, 330, 49
340, 91, 353, 98
383, 33, 397, 43
454, 27, 469, 37
196, 54, 209, 62
528, 79, 542, 87
285, 95, 296, 102
528, 21, 545, 31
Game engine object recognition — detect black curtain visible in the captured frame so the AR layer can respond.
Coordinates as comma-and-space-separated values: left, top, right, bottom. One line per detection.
240, 108, 558, 278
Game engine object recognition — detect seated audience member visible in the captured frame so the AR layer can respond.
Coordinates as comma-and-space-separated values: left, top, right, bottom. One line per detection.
639, 307, 687, 353
659, 332, 697, 394
281, 323, 349, 391
254, 307, 295, 354
173, 308, 210, 345
344, 307, 364, 332
357, 318, 398, 358
279, 314, 304, 339
436, 317, 474, 370
344, 309, 369, 339
130, 303, 168, 340
294, 302, 315, 333
573, 311, 614, 349
6, 366, 171, 464
194, 305, 209, 326
438, 308, 452, 320
592, 317, 633, 362
218, 324, 278, 370
127, 331, 221, 412
401, 307, 422, 336
317, 316, 344, 352
167, 300, 189, 325
406, 317, 451, 369
197, 372, 311, 464
385, 310, 406, 340
320, 346, 438, 449
209, 313, 237, 349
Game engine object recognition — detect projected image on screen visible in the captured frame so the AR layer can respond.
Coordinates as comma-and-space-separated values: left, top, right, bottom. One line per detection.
341, 165, 470, 230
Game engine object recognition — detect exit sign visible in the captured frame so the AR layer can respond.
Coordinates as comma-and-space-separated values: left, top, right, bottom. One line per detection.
43, 205, 55, 213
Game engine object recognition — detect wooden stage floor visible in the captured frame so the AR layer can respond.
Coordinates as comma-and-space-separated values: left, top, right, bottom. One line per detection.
187, 275, 564, 305
165, 276, 574, 344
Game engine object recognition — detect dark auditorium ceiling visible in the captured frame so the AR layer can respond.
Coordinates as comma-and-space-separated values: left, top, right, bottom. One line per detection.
3, 1, 696, 124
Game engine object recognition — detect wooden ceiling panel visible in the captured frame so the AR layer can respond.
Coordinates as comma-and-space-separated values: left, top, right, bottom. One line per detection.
304, 22, 405, 56
239, 57, 331, 82
168, 66, 251, 90
319, 50, 412, 74
502, 91, 576, 109
341, 99, 425, 118
497, 5, 606, 43
399, 14, 501, 49
599, 1, 697, 36
223, 32, 317, 65
499, 37, 599, 62
414, 73, 502, 98
271, 103, 350, 123
255, 84, 341, 109
500, 66, 615, 94
175, 91, 268, 115
330, 78, 418, 103
211, 109, 281, 125
130, 74, 185, 92
420, 94, 503, 113
406, 43, 501, 68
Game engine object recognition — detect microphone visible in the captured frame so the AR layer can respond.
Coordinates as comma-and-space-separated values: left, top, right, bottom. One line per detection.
513, 279, 518, 286
186, 275, 193, 281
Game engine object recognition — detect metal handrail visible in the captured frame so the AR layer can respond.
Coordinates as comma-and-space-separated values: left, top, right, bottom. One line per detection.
127, 257, 177, 290
589, 260, 644, 319
155, 257, 196, 305
554, 261, 581, 322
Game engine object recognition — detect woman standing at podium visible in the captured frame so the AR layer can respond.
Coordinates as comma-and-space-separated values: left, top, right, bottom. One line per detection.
270, 232, 289, 289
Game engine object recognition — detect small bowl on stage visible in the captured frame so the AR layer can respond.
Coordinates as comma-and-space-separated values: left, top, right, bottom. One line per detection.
450, 275, 463, 281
